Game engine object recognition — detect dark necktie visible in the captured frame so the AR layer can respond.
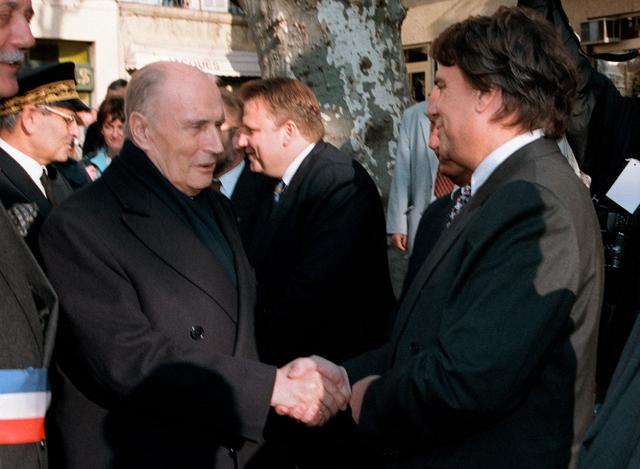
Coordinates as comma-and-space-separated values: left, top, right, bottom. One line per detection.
40, 167, 69, 207
273, 180, 286, 205
434, 169, 455, 197
40, 169, 53, 202
211, 179, 222, 192
447, 184, 472, 227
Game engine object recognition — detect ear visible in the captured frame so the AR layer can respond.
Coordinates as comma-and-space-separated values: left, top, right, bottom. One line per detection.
19, 105, 39, 136
128, 111, 151, 150
281, 120, 297, 146
474, 86, 501, 115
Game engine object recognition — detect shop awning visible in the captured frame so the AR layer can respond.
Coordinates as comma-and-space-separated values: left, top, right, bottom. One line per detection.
125, 44, 261, 77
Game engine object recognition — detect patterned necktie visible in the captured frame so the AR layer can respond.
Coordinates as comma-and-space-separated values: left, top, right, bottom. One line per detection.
273, 180, 286, 205
434, 170, 455, 197
446, 184, 472, 227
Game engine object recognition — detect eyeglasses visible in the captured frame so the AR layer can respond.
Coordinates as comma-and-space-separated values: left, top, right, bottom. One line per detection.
37, 105, 79, 127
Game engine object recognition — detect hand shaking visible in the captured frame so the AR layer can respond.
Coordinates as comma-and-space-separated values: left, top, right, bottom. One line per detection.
270, 355, 351, 426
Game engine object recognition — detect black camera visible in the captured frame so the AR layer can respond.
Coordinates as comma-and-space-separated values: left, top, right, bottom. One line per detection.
594, 198, 631, 271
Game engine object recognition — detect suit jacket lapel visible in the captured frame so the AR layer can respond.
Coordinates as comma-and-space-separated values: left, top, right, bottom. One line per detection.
0, 148, 50, 215
105, 159, 239, 323
391, 140, 545, 346
253, 142, 321, 262
0, 205, 55, 360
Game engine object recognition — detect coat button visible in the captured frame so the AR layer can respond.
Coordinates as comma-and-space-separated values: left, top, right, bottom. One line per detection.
190, 325, 205, 340
409, 342, 420, 354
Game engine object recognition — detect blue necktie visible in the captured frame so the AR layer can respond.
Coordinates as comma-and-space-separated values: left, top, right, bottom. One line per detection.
273, 180, 286, 205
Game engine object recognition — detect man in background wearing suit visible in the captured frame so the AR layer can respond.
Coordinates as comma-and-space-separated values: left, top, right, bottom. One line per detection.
237, 77, 394, 468
386, 100, 440, 256
0, 62, 87, 259
307, 7, 604, 468
38, 62, 349, 469
0, 1, 59, 468
212, 88, 276, 250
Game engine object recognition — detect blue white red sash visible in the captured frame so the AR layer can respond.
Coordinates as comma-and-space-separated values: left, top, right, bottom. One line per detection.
0, 368, 50, 444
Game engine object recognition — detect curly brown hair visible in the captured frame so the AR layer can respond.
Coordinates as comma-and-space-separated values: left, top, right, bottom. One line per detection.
430, 6, 577, 139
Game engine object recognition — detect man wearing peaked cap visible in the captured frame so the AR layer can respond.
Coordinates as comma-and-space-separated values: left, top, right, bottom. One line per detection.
0, 61, 88, 260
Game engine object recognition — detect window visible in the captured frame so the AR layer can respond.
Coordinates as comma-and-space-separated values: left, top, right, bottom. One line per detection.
403, 44, 433, 103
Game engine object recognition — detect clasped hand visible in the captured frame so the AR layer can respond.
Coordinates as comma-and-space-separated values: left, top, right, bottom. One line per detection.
270, 355, 350, 427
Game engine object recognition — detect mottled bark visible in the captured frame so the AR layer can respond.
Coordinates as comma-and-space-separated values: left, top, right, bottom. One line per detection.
238, 0, 412, 197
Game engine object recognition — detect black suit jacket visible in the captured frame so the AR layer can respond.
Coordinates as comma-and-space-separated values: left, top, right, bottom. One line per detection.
345, 138, 604, 468
229, 160, 277, 251
402, 193, 454, 298
39, 143, 276, 469
0, 204, 57, 469
246, 141, 395, 468
248, 140, 395, 365
0, 148, 72, 259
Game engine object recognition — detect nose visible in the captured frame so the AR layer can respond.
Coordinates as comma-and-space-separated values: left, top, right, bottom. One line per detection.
11, 11, 35, 50
236, 130, 248, 148
426, 89, 439, 120
206, 124, 224, 155
69, 120, 80, 139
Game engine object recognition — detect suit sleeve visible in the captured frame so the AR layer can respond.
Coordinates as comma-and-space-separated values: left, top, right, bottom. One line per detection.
386, 108, 413, 235
356, 182, 588, 447
39, 208, 275, 443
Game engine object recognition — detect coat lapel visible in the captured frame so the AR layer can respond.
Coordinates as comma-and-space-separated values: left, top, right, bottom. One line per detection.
105, 159, 239, 323
252, 142, 321, 261
0, 148, 50, 216
390, 139, 547, 346
0, 205, 53, 359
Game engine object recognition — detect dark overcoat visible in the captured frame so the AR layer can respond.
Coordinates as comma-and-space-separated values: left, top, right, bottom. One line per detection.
39, 143, 276, 469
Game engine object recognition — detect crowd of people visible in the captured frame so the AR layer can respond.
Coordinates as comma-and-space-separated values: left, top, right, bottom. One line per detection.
1, 0, 639, 468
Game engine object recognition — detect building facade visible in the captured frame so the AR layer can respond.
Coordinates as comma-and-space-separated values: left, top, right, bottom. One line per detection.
30, 0, 258, 107
401, 0, 640, 99
28, 0, 640, 108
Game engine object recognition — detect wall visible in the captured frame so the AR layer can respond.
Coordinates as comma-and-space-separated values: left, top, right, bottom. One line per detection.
31, 0, 121, 106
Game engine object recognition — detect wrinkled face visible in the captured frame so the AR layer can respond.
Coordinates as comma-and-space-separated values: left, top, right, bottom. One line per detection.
143, 69, 225, 196
215, 103, 243, 176
33, 105, 80, 164
427, 64, 478, 169
0, 0, 34, 98
237, 98, 287, 178
100, 115, 124, 156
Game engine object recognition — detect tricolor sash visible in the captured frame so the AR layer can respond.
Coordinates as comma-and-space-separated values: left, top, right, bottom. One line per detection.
0, 368, 50, 444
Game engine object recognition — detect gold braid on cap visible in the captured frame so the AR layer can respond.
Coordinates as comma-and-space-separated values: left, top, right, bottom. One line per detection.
0, 80, 80, 117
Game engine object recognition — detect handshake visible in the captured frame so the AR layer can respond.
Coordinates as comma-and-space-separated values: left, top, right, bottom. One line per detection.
269, 355, 379, 427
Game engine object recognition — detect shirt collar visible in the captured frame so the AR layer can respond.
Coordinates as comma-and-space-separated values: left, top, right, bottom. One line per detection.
471, 129, 544, 195
0, 137, 47, 196
281, 142, 316, 186
218, 159, 245, 198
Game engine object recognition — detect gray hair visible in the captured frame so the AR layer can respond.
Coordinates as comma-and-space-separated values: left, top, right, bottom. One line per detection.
0, 112, 19, 132
124, 62, 170, 140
